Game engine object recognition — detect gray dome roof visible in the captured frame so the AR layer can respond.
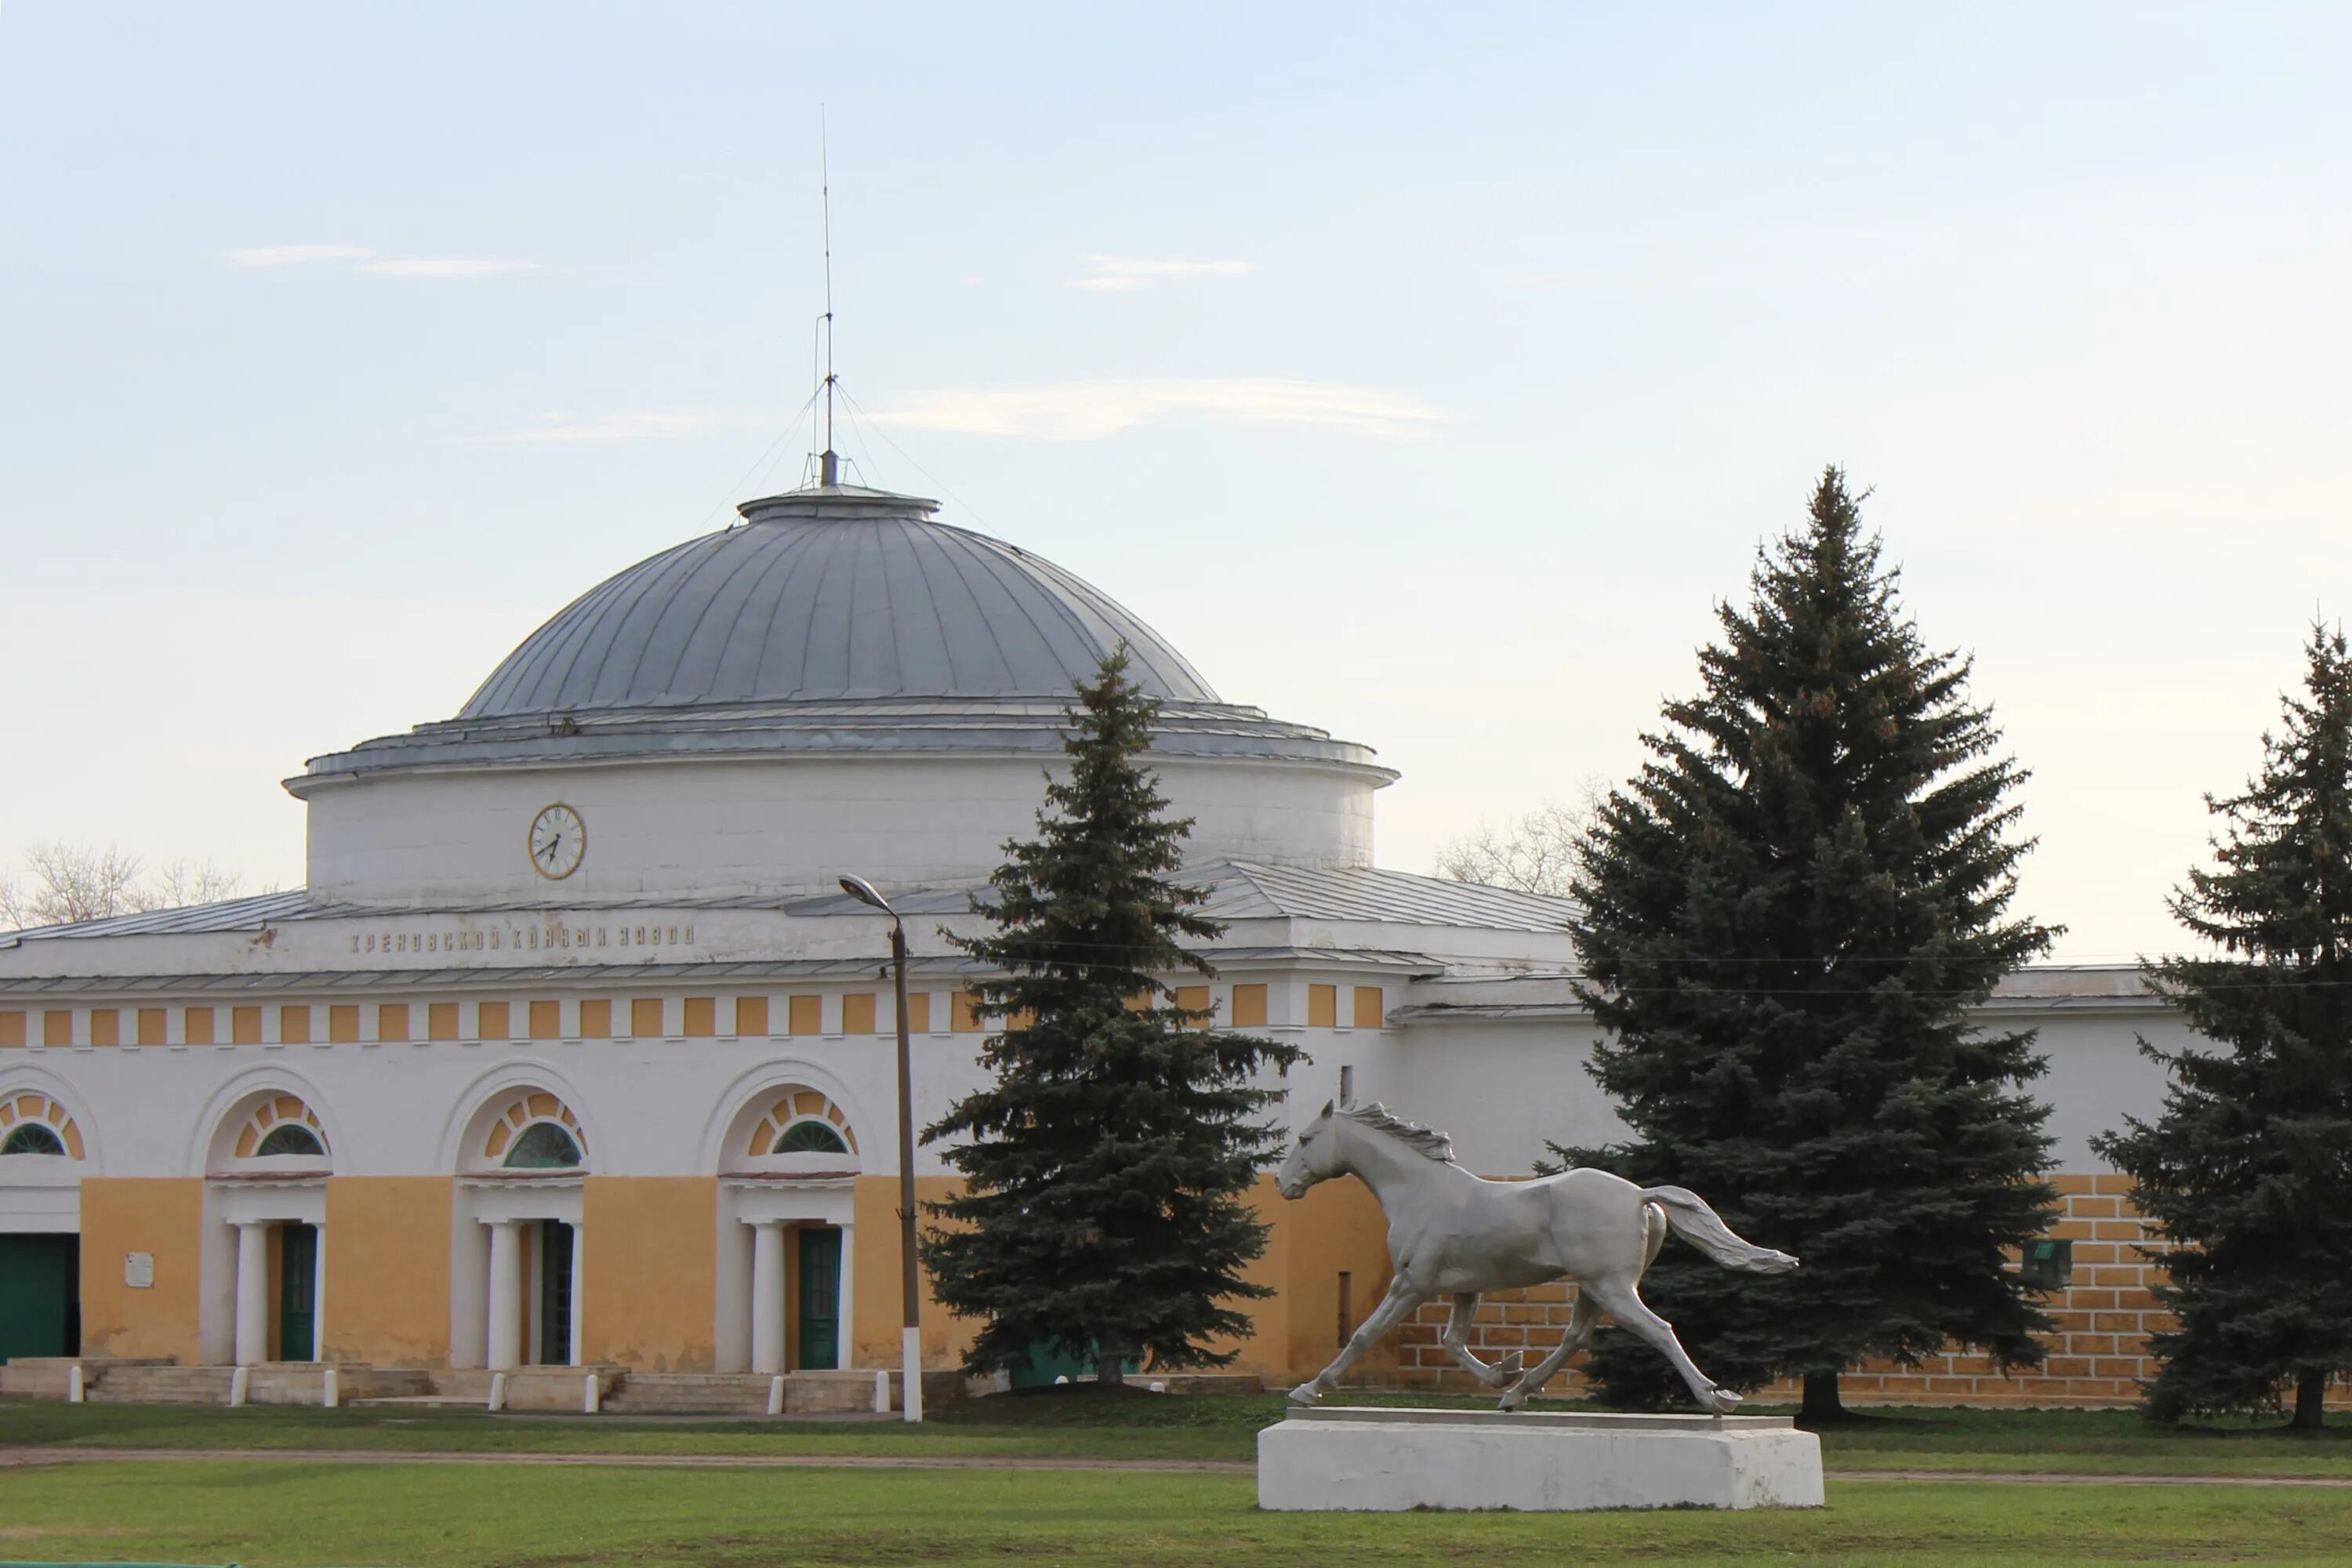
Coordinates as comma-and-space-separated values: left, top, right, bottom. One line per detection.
459, 485, 1218, 718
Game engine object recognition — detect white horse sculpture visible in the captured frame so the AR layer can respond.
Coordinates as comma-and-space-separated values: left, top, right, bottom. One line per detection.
1275, 1100, 1798, 1413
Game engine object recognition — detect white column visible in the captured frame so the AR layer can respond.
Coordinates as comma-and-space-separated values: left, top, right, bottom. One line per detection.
567, 1222, 583, 1370
836, 1223, 855, 1370
750, 1221, 786, 1376
311, 1225, 328, 1364
486, 1221, 523, 1373
233, 1221, 270, 1367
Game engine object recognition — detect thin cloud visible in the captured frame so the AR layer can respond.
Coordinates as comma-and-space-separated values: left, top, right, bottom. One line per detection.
869, 379, 1450, 440
221, 245, 535, 278
1069, 254, 1254, 292
476, 411, 769, 444
358, 256, 539, 278
223, 245, 375, 269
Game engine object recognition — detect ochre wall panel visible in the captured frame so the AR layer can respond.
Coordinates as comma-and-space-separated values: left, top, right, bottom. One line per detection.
851, 1174, 978, 1372
78, 1178, 205, 1363
1273, 1173, 1394, 1381
322, 1178, 453, 1366
579, 1178, 717, 1372
837, 1174, 1381, 1384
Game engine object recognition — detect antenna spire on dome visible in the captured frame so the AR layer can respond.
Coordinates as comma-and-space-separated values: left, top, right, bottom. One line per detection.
816, 108, 840, 488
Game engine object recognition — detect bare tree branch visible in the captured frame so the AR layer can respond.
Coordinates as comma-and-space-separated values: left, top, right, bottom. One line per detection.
15, 841, 147, 927
0, 844, 271, 931
1432, 782, 1608, 897
129, 858, 250, 913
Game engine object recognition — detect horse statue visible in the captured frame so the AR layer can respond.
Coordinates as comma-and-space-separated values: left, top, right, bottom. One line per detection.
1275, 1099, 1798, 1414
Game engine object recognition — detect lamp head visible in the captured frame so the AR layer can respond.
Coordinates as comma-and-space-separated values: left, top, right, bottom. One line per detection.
838, 874, 894, 916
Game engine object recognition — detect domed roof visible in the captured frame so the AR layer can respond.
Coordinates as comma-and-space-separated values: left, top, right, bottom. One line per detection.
458, 485, 1218, 719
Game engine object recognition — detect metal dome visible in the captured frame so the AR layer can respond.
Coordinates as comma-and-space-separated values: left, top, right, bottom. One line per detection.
457, 485, 1218, 718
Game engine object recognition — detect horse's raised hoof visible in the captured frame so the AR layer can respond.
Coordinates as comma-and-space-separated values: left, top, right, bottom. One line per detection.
1706, 1387, 1744, 1415
1482, 1349, 1525, 1388
1287, 1382, 1324, 1407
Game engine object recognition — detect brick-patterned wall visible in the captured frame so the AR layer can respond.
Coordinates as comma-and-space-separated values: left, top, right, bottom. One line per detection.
1393, 1173, 2351, 1409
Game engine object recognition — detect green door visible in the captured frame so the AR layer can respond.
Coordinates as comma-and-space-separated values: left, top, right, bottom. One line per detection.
539, 1220, 574, 1366
278, 1223, 317, 1362
797, 1226, 840, 1370
0, 1233, 79, 1363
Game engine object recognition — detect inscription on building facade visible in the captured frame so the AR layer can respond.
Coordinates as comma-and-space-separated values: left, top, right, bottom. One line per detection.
347, 921, 697, 958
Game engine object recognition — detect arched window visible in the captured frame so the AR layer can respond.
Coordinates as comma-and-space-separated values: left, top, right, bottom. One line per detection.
504, 1122, 583, 1170
774, 1120, 849, 1155
0, 1094, 82, 1160
254, 1124, 326, 1158
229, 1095, 329, 1163
740, 1087, 858, 1163
1, 1123, 66, 1156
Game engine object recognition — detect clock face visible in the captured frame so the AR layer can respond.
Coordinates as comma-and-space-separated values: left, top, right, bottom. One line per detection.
528, 804, 586, 880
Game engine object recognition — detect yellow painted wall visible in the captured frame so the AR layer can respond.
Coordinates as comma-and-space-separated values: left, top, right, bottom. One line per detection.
579, 1178, 717, 1371
850, 1174, 982, 1371
1170, 1174, 1395, 1383
321, 1178, 453, 1366
842, 1172, 1391, 1383
1275, 1174, 1395, 1381
78, 1178, 205, 1363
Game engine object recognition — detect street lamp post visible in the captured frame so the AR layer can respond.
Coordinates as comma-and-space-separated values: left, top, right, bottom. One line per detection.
839, 874, 924, 1423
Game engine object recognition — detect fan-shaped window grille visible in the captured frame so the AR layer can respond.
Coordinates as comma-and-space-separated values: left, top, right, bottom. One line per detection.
230, 1095, 328, 1161
774, 1120, 850, 1155
504, 1122, 584, 1170
0, 1094, 82, 1159
254, 1124, 326, 1157
742, 1088, 856, 1160
1, 1123, 65, 1156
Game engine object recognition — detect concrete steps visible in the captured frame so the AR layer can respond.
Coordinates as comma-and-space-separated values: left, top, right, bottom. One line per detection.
0, 1357, 170, 1400
603, 1373, 778, 1416
437, 1365, 623, 1412
245, 1364, 435, 1406
5, 1359, 971, 1414
87, 1365, 237, 1405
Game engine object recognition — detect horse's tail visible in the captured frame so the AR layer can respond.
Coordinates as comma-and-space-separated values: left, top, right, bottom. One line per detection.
1639, 1186, 1798, 1274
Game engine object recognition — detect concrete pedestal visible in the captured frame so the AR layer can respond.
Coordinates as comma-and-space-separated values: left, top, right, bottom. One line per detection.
1258, 1406, 1824, 1512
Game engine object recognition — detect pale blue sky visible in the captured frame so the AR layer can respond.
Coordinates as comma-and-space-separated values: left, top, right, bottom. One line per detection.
4, 2, 2349, 955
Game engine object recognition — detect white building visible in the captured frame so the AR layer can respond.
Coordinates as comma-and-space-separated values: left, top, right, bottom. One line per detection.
0, 479, 2192, 1406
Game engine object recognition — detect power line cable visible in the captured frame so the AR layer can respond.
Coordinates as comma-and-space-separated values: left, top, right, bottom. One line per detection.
836, 383, 993, 530
692, 387, 821, 532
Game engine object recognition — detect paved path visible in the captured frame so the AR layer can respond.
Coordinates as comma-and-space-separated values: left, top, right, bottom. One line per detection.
0, 1447, 1251, 1475
1833, 1468, 2352, 1489
7, 1447, 2352, 1487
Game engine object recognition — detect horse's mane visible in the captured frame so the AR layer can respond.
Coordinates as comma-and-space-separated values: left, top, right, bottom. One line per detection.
1339, 1102, 1455, 1163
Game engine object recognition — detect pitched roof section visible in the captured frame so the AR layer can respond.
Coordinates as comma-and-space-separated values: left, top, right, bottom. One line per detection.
0, 864, 1571, 945
459, 485, 1217, 717
1192, 862, 1581, 931
0, 891, 316, 943
777, 861, 1578, 931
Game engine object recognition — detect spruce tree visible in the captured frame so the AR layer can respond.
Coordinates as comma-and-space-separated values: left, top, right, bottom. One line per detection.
2091, 625, 2352, 1429
920, 648, 1305, 1385
1563, 468, 2060, 1420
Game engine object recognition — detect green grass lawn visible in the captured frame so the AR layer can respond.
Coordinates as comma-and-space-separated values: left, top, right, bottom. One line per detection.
5, 1460, 2352, 1568
7, 1391, 2352, 1476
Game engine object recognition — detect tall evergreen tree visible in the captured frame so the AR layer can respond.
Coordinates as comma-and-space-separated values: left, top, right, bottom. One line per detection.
920, 648, 1305, 1385
1563, 469, 2060, 1419
2092, 625, 2352, 1429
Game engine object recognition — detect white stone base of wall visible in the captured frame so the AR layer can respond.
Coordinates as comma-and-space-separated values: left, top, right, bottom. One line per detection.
1258, 1407, 1824, 1512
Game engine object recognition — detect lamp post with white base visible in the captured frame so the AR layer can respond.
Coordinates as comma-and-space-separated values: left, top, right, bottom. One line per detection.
838, 873, 924, 1423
